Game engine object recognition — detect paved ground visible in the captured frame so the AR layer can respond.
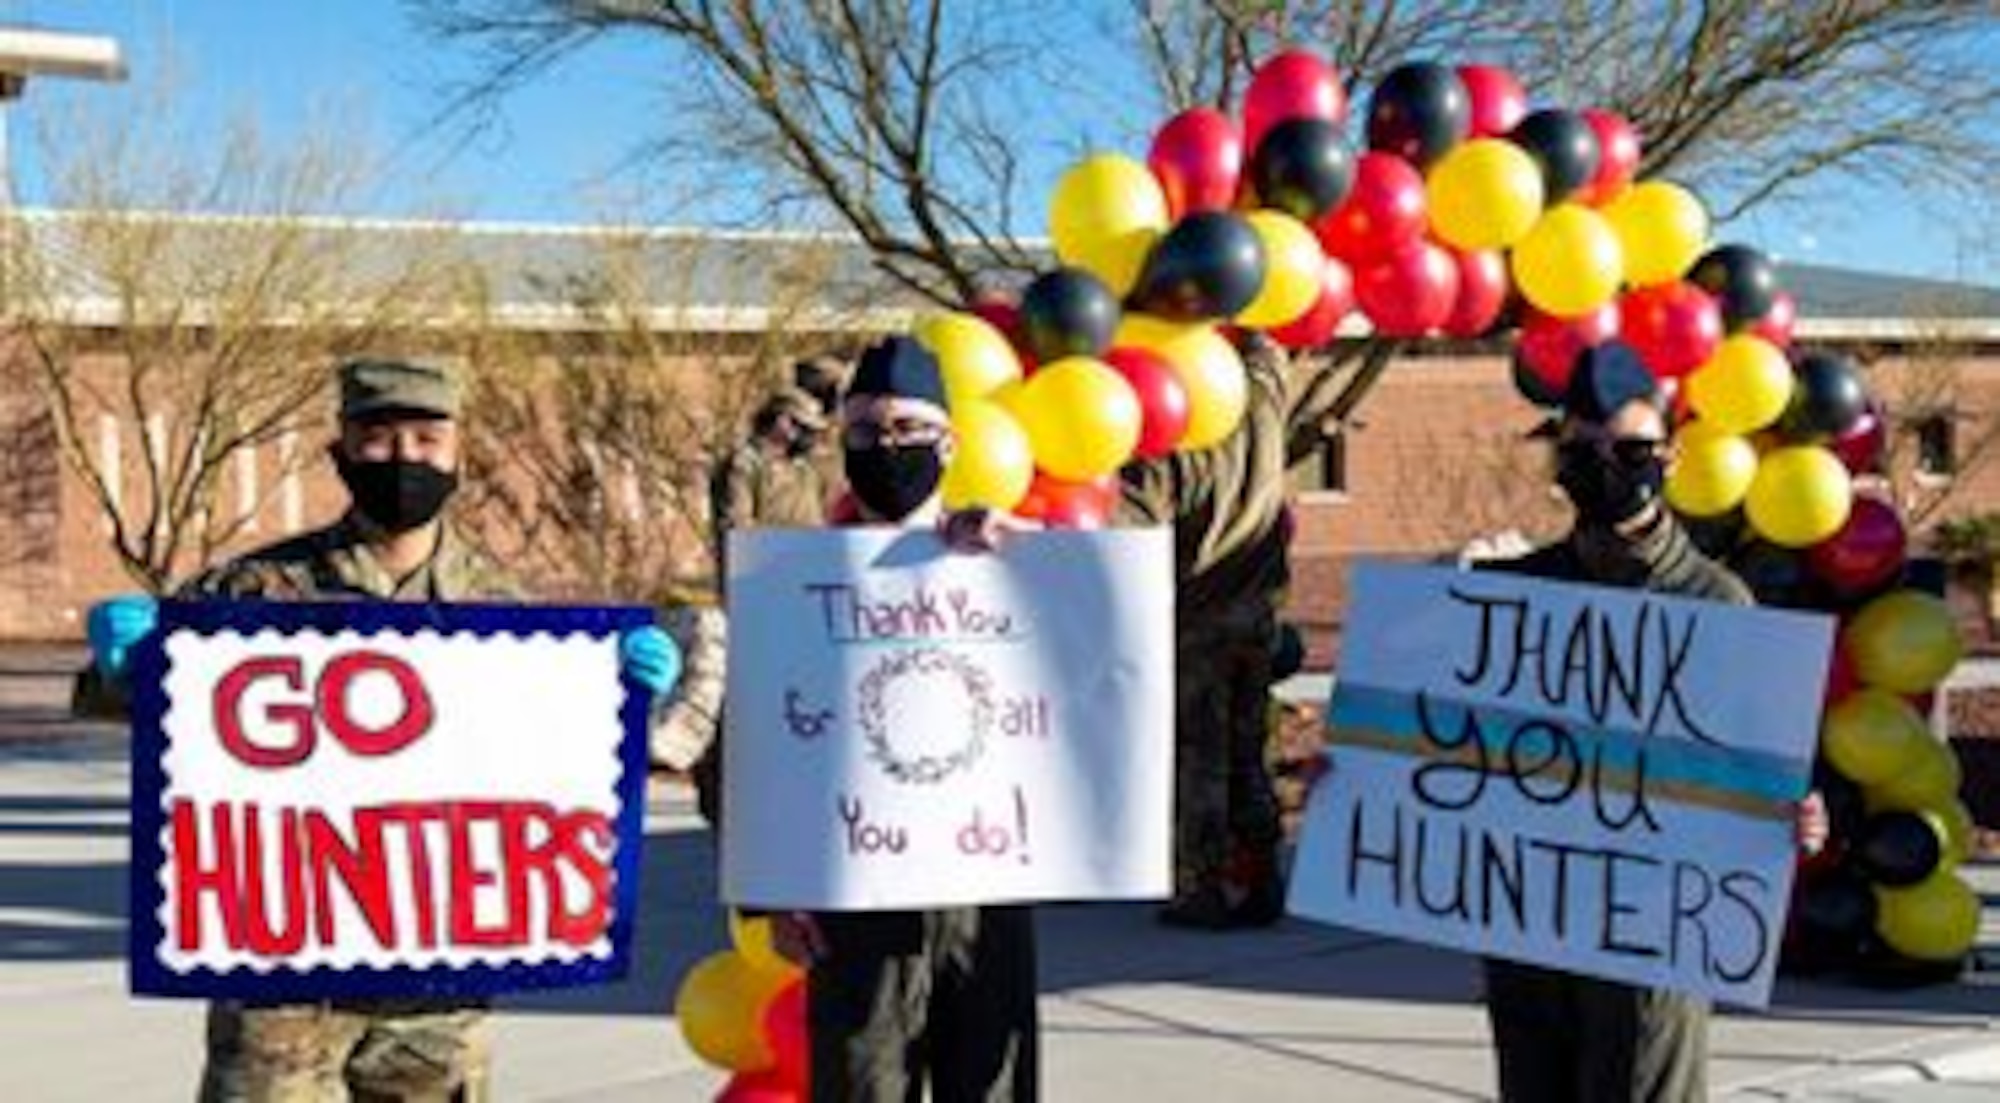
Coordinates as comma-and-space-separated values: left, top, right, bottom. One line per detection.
4, 650, 1998, 1101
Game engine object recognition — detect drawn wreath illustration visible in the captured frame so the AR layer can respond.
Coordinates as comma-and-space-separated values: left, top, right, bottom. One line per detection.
856, 647, 997, 785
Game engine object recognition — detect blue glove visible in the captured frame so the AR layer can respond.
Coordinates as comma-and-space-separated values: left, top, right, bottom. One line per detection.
87, 595, 160, 680
619, 625, 682, 701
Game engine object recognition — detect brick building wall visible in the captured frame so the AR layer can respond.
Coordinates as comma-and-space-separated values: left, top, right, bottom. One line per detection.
4, 341, 1999, 643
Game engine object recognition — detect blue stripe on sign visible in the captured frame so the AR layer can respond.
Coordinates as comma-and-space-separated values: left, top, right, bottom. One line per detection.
1327, 682, 1812, 804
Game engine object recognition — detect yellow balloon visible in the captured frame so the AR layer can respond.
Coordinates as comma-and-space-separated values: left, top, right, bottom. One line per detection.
1016, 356, 1142, 481
1237, 211, 1323, 329
1846, 590, 1963, 694
1686, 335, 1792, 434
1605, 182, 1710, 286
675, 951, 787, 1071
1113, 315, 1247, 449
1876, 870, 1981, 961
1510, 204, 1624, 317
913, 312, 1022, 407
1821, 689, 1929, 787
1427, 139, 1545, 250
941, 400, 1035, 511
1666, 431, 1758, 517
1050, 154, 1169, 296
1745, 445, 1851, 547
727, 911, 797, 976
1938, 800, 1978, 863
1867, 734, 1964, 813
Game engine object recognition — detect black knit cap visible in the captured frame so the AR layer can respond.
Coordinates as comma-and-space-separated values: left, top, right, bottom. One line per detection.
847, 335, 949, 412
1564, 340, 1662, 424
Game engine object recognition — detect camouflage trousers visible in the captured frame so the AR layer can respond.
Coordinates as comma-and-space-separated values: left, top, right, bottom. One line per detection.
1172, 613, 1284, 906
199, 1000, 490, 1102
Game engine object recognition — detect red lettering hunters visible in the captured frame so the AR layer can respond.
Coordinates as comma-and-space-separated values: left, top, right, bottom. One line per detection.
170, 650, 617, 958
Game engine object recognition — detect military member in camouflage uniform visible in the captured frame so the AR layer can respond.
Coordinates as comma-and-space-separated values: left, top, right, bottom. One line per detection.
709, 387, 832, 577
1479, 342, 1830, 1102
1118, 333, 1394, 929
1119, 335, 1294, 928
695, 386, 832, 823
83, 360, 509, 1101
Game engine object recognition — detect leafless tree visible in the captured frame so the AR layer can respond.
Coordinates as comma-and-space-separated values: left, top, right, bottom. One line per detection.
451, 227, 862, 604
2, 98, 459, 593
412, 0, 1996, 439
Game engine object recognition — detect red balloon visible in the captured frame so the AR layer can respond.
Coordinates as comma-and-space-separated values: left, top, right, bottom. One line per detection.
1355, 240, 1459, 337
1456, 64, 1528, 138
763, 977, 808, 1090
1516, 302, 1620, 393
1806, 496, 1907, 597
1577, 109, 1640, 205
1016, 472, 1113, 529
1750, 290, 1799, 347
1442, 248, 1509, 338
1103, 346, 1193, 458
1314, 152, 1427, 267
1243, 50, 1347, 156
1269, 258, 1355, 349
1619, 282, 1723, 379
1148, 107, 1244, 219
718, 1071, 804, 1103
1830, 403, 1887, 474
968, 289, 1037, 371
1824, 636, 1859, 706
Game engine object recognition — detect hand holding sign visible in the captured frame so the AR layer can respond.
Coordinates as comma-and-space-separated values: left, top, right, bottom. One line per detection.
620, 625, 683, 699
88, 594, 159, 679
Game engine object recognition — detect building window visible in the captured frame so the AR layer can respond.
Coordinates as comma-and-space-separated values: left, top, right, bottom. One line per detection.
1915, 412, 1956, 479
1291, 427, 1349, 497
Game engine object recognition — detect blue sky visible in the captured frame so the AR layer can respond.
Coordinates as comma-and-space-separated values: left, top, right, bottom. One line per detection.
5, 0, 1993, 287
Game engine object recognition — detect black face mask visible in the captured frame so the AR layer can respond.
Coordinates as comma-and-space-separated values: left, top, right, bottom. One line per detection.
844, 443, 943, 521
1555, 440, 1665, 527
336, 457, 459, 533
785, 430, 822, 460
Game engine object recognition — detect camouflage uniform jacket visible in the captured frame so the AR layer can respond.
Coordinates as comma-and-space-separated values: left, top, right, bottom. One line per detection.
1487, 513, 1753, 607
1119, 340, 1291, 634
74, 514, 515, 716
710, 441, 829, 578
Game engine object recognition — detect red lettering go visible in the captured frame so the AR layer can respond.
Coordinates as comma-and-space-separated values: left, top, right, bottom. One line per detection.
213, 650, 435, 769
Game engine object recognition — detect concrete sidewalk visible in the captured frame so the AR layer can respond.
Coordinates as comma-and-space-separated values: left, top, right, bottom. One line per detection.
4, 733, 1997, 1102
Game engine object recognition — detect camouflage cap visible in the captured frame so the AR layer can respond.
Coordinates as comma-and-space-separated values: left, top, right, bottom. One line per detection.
762, 387, 830, 432
339, 358, 462, 421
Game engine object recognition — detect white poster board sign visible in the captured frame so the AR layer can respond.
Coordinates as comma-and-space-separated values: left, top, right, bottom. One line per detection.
129, 603, 651, 999
1290, 562, 1831, 1007
723, 527, 1173, 910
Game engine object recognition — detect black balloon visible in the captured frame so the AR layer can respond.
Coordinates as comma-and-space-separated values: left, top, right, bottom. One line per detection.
1789, 870, 1878, 968
1249, 117, 1354, 223
1509, 109, 1601, 204
1814, 760, 1867, 841
1130, 211, 1266, 321
1780, 351, 1869, 441
1510, 351, 1563, 408
1729, 541, 1824, 609
1687, 244, 1780, 331
1856, 811, 1945, 887
1366, 61, 1470, 169
1018, 267, 1120, 363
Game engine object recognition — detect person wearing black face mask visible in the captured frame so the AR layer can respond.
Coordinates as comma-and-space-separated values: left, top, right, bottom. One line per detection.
1477, 341, 1827, 1103
73, 357, 690, 1100
761, 336, 1042, 1103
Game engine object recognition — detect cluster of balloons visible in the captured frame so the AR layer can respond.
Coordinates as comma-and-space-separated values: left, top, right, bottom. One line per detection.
676, 912, 809, 1100
1786, 579, 1979, 979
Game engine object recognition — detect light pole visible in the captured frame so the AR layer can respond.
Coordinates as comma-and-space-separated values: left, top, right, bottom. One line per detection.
0, 27, 126, 207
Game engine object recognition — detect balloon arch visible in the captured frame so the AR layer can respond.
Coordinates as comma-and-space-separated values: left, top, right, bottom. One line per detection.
681, 50, 1978, 1097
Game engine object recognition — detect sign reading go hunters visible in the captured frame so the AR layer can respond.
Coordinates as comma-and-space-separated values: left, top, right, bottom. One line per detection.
127, 602, 654, 1000
1290, 562, 1831, 1007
